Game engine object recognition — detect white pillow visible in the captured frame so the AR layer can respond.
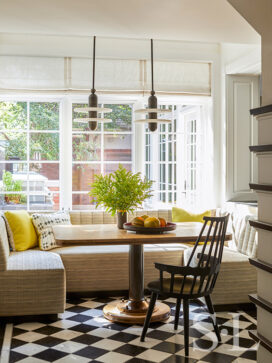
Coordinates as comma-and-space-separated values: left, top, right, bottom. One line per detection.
32, 211, 71, 251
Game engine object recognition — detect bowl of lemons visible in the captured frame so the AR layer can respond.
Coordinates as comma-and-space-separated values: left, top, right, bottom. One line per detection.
123, 215, 176, 234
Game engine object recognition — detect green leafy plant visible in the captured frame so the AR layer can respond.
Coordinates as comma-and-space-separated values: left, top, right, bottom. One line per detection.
89, 165, 153, 215
2, 170, 25, 204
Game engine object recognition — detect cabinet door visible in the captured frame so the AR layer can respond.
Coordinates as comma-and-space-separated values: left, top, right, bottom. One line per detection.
226, 75, 260, 201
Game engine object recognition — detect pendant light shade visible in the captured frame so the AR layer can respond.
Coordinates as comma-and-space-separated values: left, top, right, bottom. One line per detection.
74, 36, 112, 131
134, 39, 171, 132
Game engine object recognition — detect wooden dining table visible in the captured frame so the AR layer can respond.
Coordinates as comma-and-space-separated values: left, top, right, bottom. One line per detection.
53, 223, 232, 324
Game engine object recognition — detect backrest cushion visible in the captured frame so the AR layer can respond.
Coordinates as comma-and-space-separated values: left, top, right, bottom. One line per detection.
229, 212, 257, 257
69, 210, 173, 225
4, 211, 38, 251
32, 211, 71, 251
172, 207, 211, 223
0, 216, 10, 271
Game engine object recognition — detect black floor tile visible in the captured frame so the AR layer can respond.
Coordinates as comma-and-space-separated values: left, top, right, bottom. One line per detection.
152, 341, 184, 353
75, 346, 108, 359
34, 349, 68, 362
72, 333, 101, 345
114, 343, 147, 356
9, 351, 27, 363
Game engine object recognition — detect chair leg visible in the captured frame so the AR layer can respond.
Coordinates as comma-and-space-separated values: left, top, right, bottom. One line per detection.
174, 298, 181, 330
205, 295, 221, 342
183, 298, 189, 356
140, 292, 158, 342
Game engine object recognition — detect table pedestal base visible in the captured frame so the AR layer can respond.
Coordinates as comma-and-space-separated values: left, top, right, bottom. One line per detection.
103, 300, 170, 324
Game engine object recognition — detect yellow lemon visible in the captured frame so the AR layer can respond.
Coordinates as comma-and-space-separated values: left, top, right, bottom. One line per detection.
144, 217, 160, 228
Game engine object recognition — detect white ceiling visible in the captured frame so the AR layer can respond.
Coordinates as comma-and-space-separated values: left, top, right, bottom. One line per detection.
0, 0, 260, 44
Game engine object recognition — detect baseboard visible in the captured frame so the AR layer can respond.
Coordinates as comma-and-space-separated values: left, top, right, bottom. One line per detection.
213, 302, 256, 312
0, 314, 58, 324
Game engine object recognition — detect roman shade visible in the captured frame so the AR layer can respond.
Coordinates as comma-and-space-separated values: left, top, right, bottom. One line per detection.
0, 56, 211, 95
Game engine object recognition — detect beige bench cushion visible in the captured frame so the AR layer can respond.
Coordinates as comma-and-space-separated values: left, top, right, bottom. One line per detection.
0, 216, 10, 271
53, 243, 189, 292
0, 250, 65, 316
230, 214, 257, 257
69, 210, 172, 225
184, 246, 257, 304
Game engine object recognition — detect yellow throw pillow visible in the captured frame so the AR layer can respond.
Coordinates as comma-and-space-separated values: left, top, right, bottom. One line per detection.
172, 207, 211, 223
4, 211, 38, 251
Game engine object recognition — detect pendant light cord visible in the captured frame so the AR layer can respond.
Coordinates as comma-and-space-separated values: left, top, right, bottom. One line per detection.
151, 39, 154, 93
92, 36, 96, 92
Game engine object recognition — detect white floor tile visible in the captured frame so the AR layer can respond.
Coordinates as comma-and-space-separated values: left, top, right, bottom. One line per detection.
15, 323, 45, 331
88, 327, 119, 338
129, 336, 162, 349
51, 330, 83, 341
54, 354, 90, 363
53, 341, 86, 354
91, 338, 124, 351
97, 351, 131, 363
15, 332, 46, 343
13, 343, 47, 356
137, 349, 171, 362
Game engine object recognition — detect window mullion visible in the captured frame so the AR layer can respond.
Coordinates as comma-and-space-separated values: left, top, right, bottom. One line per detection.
26, 101, 30, 211
101, 105, 104, 175
60, 96, 72, 210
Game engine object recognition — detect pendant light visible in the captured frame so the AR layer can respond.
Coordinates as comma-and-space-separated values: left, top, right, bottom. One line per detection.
134, 39, 171, 132
74, 36, 112, 130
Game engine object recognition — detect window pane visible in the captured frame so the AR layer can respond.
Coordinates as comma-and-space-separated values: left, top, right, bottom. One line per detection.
30, 102, 59, 130
168, 137, 172, 161
72, 163, 101, 191
72, 134, 101, 161
104, 134, 132, 161
0, 102, 27, 130
72, 193, 95, 210
72, 103, 101, 131
0, 194, 27, 210
0, 164, 27, 209
30, 163, 59, 181
105, 163, 132, 174
159, 134, 166, 161
159, 164, 166, 190
29, 192, 59, 211
168, 164, 172, 187
0, 164, 27, 193
0, 132, 27, 160
104, 104, 132, 132
30, 133, 59, 161
29, 163, 59, 196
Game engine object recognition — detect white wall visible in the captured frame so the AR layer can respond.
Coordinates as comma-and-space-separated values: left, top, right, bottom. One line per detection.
227, 2, 272, 362
226, 75, 259, 201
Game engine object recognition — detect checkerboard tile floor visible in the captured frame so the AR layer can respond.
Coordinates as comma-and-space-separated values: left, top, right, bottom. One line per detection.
2, 297, 257, 362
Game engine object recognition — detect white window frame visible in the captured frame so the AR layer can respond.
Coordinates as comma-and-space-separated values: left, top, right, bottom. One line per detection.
70, 95, 136, 210
0, 92, 212, 211
0, 95, 63, 212
144, 97, 212, 210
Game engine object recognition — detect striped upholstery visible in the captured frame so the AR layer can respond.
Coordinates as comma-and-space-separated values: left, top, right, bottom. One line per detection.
53, 243, 189, 292
0, 208, 258, 313
183, 210, 258, 304
0, 250, 65, 316
229, 213, 258, 257
212, 249, 257, 304
69, 210, 173, 225
0, 216, 10, 271
183, 246, 257, 304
